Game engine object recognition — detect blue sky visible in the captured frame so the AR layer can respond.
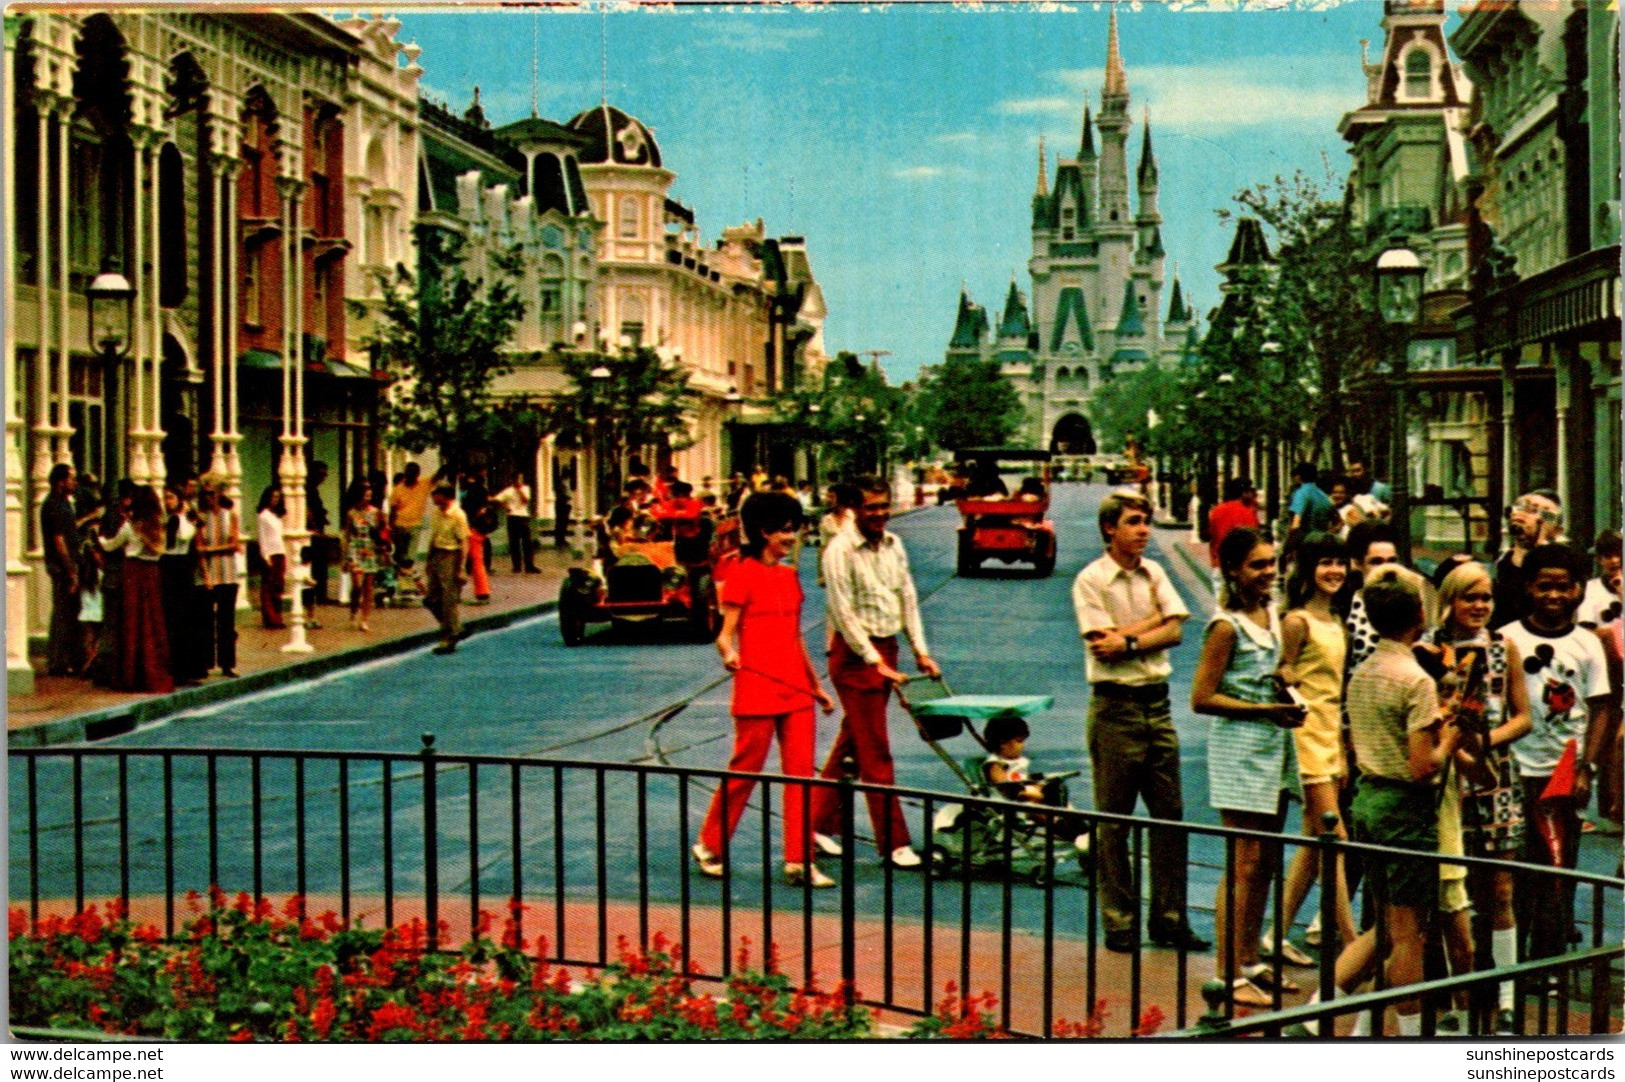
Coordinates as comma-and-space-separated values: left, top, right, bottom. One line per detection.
397, 1, 1407, 382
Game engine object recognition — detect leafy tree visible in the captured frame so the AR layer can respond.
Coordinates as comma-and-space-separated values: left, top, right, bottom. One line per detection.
550, 343, 695, 509
914, 354, 1024, 453
1088, 363, 1184, 457
355, 228, 527, 480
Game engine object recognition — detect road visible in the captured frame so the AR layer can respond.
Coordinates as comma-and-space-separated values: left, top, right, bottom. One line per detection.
12, 483, 1619, 949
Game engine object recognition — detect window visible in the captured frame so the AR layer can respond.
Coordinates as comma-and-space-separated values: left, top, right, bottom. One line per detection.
618, 196, 639, 238
243, 240, 262, 326
540, 286, 559, 313
1404, 48, 1432, 99
159, 143, 187, 306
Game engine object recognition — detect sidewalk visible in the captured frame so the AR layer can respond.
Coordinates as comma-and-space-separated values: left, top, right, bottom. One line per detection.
6, 543, 578, 748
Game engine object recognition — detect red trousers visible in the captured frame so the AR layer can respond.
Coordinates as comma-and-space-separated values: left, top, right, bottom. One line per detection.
120, 560, 174, 694
468, 533, 490, 599
259, 554, 286, 629
810, 635, 910, 853
700, 708, 816, 863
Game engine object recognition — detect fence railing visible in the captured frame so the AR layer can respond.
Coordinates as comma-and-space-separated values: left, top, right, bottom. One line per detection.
9, 737, 1621, 1039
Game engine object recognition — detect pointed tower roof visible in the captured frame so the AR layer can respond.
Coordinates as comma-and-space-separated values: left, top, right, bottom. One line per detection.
1036, 136, 1049, 197
1137, 110, 1158, 185
949, 288, 990, 349
1140, 224, 1165, 260
1220, 217, 1273, 273
1166, 277, 1191, 324
1079, 99, 1096, 159
1103, 4, 1129, 100
999, 279, 1032, 340
1115, 279, 1145, 337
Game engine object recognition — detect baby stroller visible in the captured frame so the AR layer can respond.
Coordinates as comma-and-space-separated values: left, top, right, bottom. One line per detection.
897, 677, 1092, 887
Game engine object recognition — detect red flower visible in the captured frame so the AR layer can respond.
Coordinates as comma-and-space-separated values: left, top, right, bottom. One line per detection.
10, 908, 28, 941
132, 924, 162, 945
1134, 1005, 1166, 1037
227, 1029, 253, 1043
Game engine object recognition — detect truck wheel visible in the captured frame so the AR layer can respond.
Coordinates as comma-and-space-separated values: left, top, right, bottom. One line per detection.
559, 581, 588, 646
956, 533, 979, 577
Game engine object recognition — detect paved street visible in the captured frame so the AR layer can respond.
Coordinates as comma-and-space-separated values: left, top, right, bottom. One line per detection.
12, 482, 1619, 973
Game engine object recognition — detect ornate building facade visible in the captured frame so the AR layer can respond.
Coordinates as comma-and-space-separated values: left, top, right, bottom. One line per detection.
5, 11, 421, 685
942, 8, 1192, 455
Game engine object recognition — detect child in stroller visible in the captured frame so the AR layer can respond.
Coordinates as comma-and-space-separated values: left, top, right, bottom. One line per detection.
981, 713, 1092, 857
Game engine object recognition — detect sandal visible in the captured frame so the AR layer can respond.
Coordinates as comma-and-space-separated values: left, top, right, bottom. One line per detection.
1244, 963, 1300, 995
1260, 932, 1316, 968
1229, 976, 1274, 1008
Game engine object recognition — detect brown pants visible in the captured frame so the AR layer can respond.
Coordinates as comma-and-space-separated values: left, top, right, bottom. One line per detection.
425, 549, 462, 645
1088, 687, 1190, 935
259, 554, 286, 629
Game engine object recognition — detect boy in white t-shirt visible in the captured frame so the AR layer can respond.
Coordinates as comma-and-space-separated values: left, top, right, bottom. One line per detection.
1499, 543, 1612, 961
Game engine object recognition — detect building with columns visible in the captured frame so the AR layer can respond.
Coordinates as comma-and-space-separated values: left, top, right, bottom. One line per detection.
943, 7, 1192, 456
5, 11, 421, 684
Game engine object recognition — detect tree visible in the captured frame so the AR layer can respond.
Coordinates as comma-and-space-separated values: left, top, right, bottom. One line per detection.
550, 342, 695, 510
914, 354, 1024, 453
356, 228, 527, 480
1088, 363, 1184, 457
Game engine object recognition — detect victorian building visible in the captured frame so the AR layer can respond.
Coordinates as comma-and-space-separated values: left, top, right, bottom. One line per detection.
1448, 0, 1620, 550
943, 8, 1191, 456
5, 11, 421, 686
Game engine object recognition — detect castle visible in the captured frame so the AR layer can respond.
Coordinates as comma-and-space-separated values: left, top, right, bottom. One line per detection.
943, 7, 1194, 455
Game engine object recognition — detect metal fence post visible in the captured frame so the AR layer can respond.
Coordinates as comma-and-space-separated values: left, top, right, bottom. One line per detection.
421, 733, 439, 951
839, 755, 857, 1011
1317, 810, 1339, 1006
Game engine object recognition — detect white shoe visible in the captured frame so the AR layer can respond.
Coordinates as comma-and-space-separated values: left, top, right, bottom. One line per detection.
691, 841, 724, 878
1304, 913, 1323, 948
887, 845, 922, 869
812, 832, 844, 857
1073, 833, 1092, 855
1261, 932, 1315, 967
785, 862, 835, 888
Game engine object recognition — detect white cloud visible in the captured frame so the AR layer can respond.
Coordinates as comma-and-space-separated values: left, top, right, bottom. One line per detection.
893, 165, 946, 179
996, 60, 1360, 133
934, 131, 980, 144
691, 18, 821, 53
998, 96, 1077, 116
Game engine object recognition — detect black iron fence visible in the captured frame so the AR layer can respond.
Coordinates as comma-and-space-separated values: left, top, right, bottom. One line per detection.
8, 737, 1621, 1039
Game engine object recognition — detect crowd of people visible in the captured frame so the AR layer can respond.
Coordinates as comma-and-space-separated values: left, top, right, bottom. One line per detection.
1184, 466, 1618, 1029
36, 459, 554, 683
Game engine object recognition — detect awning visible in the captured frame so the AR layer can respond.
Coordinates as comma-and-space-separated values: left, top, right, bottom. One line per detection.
237, 350, 380, 380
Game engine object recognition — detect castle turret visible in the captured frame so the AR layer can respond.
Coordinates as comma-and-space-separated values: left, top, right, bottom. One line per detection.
998, 279, 1033, 342
948, 287, 990, 356
1077, 100, 1098, 224
1095, 5, 1133, 229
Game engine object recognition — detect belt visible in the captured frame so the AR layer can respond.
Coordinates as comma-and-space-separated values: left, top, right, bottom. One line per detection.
1092, 681, 1170, 704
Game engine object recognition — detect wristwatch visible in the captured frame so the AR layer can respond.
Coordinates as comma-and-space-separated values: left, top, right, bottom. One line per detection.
1123, 635, 1139, 657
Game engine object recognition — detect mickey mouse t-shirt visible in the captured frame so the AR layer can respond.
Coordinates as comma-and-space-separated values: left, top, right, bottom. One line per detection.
1501, 620, 1611, 778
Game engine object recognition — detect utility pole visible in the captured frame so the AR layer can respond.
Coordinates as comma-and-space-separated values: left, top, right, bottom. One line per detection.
860, 349, 892, 371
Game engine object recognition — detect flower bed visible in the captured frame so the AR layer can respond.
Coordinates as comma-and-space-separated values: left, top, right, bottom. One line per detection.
9, 892, 1161, 1041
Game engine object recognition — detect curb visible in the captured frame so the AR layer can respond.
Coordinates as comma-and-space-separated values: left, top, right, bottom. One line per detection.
1156, 526, 1217, 606
10, 599, 559, 749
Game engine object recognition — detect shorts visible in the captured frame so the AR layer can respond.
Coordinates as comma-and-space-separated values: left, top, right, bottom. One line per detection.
1352, 775, 1439, 912
1301, 774, 1337, 789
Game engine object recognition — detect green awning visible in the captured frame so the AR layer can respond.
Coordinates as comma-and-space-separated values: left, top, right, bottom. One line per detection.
239, 348, 282, 369
238, 350, 378, 380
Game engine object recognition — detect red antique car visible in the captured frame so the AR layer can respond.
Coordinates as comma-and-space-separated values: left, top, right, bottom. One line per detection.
558, 511, 738, 645
953, 449, 1057, 578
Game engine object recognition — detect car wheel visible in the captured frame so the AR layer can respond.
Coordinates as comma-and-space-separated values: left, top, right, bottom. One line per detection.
558, 581, 588, 646
689, 572, 720, 642
956, 533, 979, 577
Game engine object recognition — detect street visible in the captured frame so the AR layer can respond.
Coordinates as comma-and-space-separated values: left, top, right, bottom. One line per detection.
12, 483, 1619, 947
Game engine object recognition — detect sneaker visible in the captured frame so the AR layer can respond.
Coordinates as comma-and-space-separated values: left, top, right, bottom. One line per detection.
887, 845, 922, 869
812, 832, 844, 857
1261, 932, 1316, 967
691, 842, 724, 878
784, 862, 835, 888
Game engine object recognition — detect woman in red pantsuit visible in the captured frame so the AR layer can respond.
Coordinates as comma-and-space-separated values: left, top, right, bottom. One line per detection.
694, 491, 836, 887
99, 486, 173, 694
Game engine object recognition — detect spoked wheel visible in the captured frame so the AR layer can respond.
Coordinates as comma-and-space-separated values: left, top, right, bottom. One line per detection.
558, 581, 588, 646
689, 572, 721, 642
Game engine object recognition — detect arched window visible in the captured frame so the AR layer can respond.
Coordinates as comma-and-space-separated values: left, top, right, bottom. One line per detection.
1404, 48, 1432, 99
159, 143, 187, 306
1056, 366, 1070, 380
533, 153, 569, 215
618, 195, 640, 238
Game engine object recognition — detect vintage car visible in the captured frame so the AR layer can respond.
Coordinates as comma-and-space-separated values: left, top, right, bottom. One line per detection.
558, 510, 737, 645
952, 448, 1057, 577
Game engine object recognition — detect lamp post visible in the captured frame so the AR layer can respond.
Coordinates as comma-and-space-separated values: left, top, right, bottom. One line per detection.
1375, 240, 1425, 563
87, 261, 135, 484
588, 361, 611, 515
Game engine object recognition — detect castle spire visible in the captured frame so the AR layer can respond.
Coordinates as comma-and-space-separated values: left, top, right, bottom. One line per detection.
1137, 107, 1158, 186
1036, 136, 1048, 196
1103, 3, 1129, 101
1079, 97, 1095, 159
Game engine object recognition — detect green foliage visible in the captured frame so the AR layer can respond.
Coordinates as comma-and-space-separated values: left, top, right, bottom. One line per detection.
1088, 364, 1184, 457
354, 228, 527, 478
549, 343, 695, 503
915, 354, 1024, 453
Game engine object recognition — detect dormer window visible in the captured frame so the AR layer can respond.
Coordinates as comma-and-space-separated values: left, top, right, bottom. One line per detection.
1403, 47, 1432, 99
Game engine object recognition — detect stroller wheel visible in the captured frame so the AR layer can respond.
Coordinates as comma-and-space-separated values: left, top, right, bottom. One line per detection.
929, 844, 955, 873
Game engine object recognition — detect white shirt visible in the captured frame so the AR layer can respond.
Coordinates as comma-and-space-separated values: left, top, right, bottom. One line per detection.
1577, 578, 1619, 628
494, 483, 531, 518
1071, 552, 1189, 685
1500, 620, 1611, 777
258, 508, 286, 559
822, 528, 929, 665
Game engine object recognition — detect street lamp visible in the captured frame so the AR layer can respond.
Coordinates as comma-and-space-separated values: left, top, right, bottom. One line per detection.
1375, 240, 1425, 562
87, 259, 135, 483
588, 362, 612, 513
